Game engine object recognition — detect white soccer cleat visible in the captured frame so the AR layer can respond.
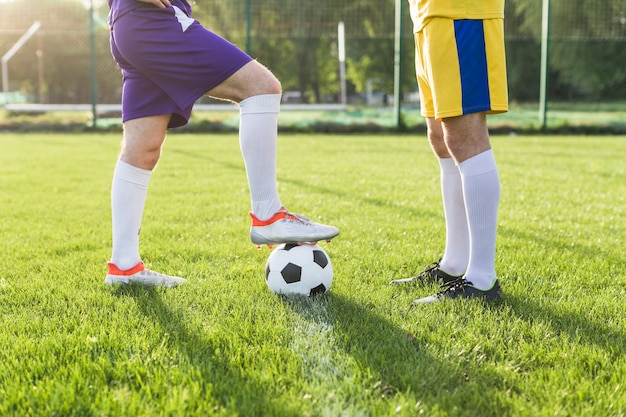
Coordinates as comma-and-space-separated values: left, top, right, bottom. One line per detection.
249, 207, 339, 247
104, 261, 186, 287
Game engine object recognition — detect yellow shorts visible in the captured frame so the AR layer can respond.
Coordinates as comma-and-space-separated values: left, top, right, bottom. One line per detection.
414, 18, 508, 119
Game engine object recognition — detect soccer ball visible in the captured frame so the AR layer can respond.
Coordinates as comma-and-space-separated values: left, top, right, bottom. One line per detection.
265, 243, 333, 297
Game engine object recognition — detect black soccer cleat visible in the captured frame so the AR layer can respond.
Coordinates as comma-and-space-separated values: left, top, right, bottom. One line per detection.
389, 259, 462, 285
412, 277, 502, 304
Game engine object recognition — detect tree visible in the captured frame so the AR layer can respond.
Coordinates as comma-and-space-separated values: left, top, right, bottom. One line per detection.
2, 0, 624, 106
509, 0, 626, 101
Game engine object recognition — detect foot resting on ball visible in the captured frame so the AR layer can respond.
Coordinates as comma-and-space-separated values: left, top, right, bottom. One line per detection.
249, 207, 339, 247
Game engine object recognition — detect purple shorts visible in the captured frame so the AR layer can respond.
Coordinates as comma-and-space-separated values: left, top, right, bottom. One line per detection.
109, 2, 252, 128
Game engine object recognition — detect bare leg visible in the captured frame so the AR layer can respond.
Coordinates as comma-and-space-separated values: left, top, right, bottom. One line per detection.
206, 60, 282, 102
119, 114, 171, 169
441, 112, 491, 163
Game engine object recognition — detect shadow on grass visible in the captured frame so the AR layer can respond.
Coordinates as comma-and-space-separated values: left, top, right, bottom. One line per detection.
112, 285, 296, 416
283, 293, 518, 416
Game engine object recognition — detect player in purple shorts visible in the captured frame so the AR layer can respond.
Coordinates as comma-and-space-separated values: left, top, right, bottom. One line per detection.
104, 0, 339, 287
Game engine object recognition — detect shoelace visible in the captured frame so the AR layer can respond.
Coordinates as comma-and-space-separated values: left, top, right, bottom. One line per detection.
139, 268, 174, 278
283, 211, 313, 224
417, 259, 442, 278
436, 277, 473, 296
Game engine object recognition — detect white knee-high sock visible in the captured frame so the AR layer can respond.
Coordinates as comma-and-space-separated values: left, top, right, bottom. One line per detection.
239, 94, 283, 220
110, 160, 151, 270
458, 149, 500, 289
438, 158, 469, 276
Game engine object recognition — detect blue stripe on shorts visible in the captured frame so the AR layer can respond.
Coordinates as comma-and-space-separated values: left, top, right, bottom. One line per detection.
454, 20, 491, 114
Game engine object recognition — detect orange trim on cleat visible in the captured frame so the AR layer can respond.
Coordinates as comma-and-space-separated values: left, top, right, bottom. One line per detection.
249, 206, 339, 247
249, 207, 299, 226
107, 261, 145, 276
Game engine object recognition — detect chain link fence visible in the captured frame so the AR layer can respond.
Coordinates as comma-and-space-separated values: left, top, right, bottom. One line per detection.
1, 0, 625, 129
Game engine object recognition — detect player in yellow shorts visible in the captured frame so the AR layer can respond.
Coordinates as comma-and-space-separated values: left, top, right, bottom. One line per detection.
390, 0, 508, 303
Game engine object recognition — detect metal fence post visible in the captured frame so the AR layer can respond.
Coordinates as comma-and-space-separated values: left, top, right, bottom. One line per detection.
90, 0, 98, 129
246, 0, 252, 55
539, 0, 551, 130
393, 0, 404, 131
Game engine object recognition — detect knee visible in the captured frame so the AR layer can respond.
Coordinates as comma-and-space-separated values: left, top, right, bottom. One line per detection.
428, 129, 449, 158
122, 151, 161, 171
120, 143, 162, 171
143, 149, 162, 169
246, 60, 282, 95
259, 70, 282, 95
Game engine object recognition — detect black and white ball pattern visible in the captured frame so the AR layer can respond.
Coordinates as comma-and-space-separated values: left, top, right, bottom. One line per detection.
265, 243, 333, 297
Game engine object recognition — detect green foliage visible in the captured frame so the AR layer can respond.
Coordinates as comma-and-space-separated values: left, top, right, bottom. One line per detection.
195, 0, 406, 102
509, 0, 626, 101
0, 132, 625, 416
1, 0, 625, 106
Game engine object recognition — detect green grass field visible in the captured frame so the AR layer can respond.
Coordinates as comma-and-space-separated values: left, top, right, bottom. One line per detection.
0, 132, 624, 416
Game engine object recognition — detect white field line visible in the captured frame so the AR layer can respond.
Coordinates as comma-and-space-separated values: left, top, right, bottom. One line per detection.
289, 300, 350, 383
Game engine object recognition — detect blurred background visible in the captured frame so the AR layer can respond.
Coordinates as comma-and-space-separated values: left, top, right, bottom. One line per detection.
1, 0, 625, 132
